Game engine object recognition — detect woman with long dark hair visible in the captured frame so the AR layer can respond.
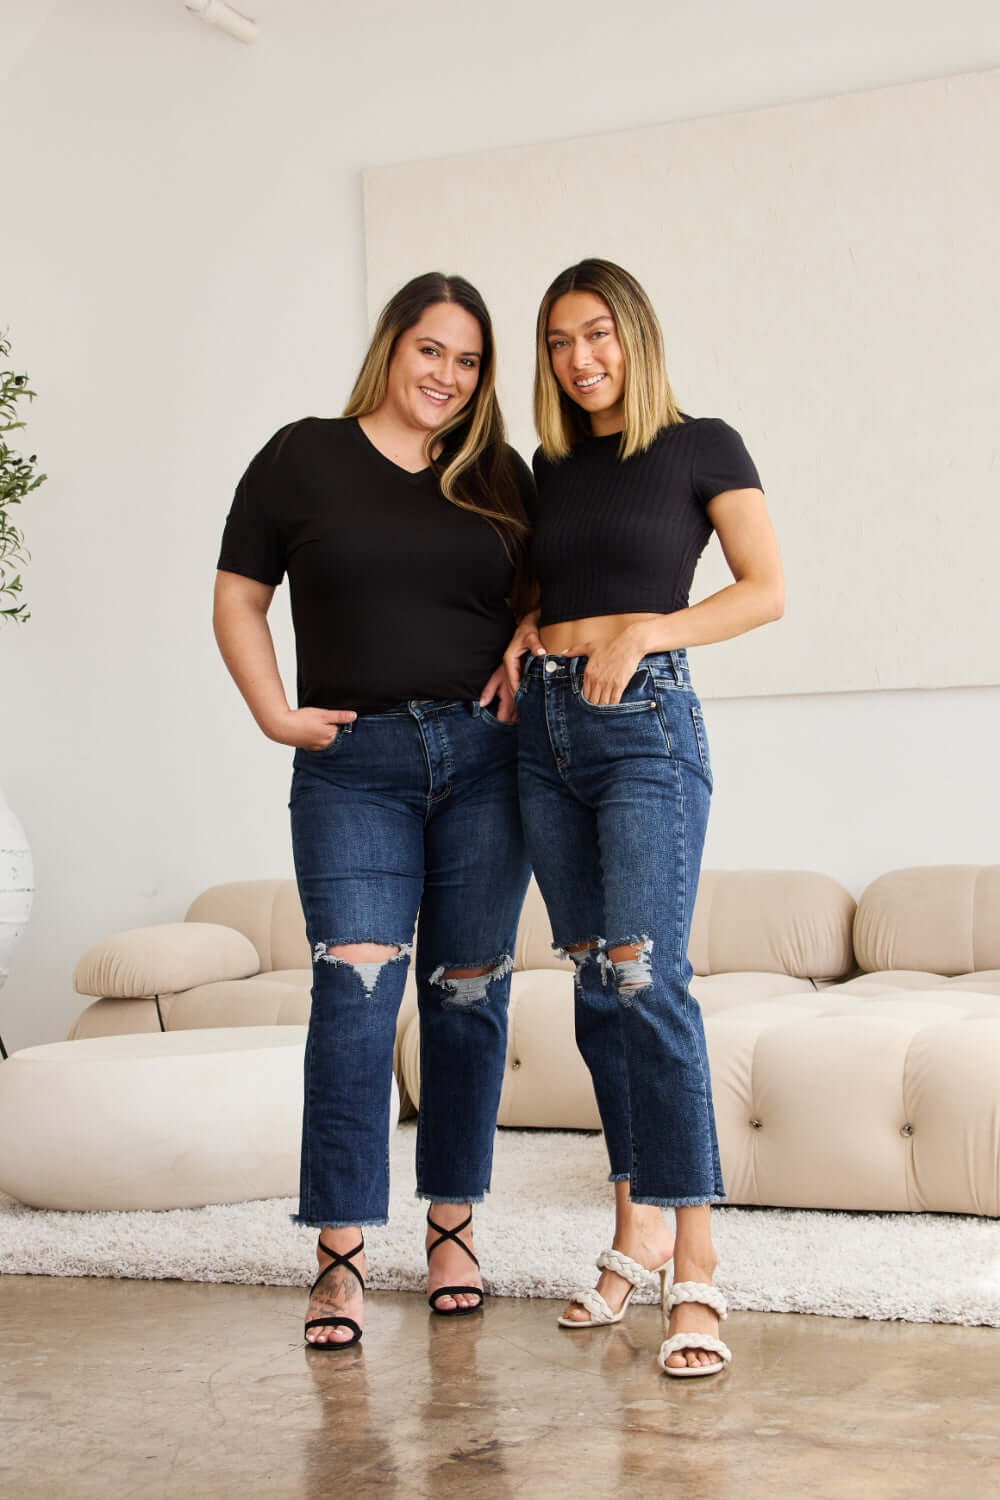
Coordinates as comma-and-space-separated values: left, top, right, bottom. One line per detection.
506, 259, 783, 1377
215, 273, 533, 1348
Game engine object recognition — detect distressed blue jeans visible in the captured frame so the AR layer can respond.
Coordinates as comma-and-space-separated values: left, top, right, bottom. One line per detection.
516, 651, 725, 1208
289, 698, 530, 1228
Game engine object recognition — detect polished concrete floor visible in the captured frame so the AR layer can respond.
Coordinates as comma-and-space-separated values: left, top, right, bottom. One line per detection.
2, 1276, 998, 1500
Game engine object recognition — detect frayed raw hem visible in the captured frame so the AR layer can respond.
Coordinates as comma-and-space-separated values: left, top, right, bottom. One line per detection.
289, 1212, 389, 1229
415, 1189, 487, 1206
628, 1193, 727, 1209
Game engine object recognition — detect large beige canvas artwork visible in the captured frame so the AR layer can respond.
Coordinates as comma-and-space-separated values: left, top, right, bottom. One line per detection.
364, 69, 999, 698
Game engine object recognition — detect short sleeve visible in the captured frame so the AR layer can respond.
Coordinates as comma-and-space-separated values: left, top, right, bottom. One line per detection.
217, 423, 298, 586
691, 419, 763, 507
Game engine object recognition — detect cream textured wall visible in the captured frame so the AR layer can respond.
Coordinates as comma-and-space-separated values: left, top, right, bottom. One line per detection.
1, 0, 999, 1049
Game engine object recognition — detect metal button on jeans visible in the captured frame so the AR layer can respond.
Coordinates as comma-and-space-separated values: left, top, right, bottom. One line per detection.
545, 659, 558, 674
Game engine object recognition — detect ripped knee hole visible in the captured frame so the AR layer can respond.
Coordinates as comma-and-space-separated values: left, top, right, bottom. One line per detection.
324, 942, 400, 963
429, 954, 514, 1006
607, 942, 644, 963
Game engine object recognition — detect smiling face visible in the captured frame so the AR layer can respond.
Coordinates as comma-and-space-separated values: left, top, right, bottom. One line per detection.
384, 301, 484, 433
546, 290, 626, 435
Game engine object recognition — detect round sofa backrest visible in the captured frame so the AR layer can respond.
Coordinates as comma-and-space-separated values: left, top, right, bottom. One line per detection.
854, 865, 1000, 976
186, 880, 309, 973
688, 870, 856, 981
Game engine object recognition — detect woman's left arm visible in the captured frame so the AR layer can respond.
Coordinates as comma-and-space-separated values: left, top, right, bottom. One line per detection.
566, 489, 783, 704
635, 487, 784, 653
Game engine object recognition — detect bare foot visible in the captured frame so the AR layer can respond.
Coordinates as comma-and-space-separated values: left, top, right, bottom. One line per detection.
426, 1205, 483, 1313
304, 1232, 366, 1346
562, 1207, 675, 1324
663, 1258, 724, 1371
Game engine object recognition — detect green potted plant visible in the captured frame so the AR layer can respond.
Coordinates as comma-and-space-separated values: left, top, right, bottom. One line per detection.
1, 331, 45, 1057
1, 334, 45, 622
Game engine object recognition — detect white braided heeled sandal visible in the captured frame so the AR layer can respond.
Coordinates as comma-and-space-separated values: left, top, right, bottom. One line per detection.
657, 1281, 732, 1378
557, 1248, 672, 1329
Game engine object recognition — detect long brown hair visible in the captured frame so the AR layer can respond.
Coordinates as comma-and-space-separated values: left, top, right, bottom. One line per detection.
344, 272, 529, 560
534, 258, 681, 460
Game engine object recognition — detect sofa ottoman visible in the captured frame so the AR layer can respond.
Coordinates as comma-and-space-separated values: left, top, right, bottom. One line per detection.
0, 1027, 400, 1212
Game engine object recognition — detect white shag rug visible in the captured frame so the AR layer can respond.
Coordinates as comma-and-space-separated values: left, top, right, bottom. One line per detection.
2, 1123, 998, 1327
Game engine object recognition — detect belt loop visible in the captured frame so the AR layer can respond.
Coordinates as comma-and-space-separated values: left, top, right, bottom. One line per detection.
669, 649, 683, 684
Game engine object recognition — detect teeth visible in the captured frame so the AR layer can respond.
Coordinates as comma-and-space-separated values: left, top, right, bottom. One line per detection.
420, 387, 450, 402
575, 374, 605, 389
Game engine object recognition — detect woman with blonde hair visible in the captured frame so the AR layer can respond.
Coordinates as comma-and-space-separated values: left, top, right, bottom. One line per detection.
216, 272, 533, 1348
506, 258, 783, 1377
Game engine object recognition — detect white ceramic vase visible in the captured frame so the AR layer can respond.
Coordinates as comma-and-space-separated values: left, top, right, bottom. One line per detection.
0, 790, 34, 1048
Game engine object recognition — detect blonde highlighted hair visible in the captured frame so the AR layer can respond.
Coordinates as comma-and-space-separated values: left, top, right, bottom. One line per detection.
534, 259, 681, 460
344, 272, 528, 559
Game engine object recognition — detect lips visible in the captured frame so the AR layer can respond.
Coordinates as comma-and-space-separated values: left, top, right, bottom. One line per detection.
419, 386, 451, 405
574, 373, 606, 391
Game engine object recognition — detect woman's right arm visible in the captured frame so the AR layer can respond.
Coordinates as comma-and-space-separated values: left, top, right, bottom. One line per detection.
502, 607, 545, 696
213, 570, 355, 750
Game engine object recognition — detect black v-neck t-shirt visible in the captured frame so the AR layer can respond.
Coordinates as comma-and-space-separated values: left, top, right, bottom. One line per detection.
218, 416, 533, 713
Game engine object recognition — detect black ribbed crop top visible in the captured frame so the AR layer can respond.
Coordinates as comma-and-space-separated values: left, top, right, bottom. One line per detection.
530, 417, 762, 627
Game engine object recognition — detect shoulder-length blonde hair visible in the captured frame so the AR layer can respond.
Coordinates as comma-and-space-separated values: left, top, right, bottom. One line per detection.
534, 259, 681, 461
344, 272, 528, 559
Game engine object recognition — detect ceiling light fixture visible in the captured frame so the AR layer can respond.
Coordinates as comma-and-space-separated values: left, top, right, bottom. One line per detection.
185, 0, 258, 45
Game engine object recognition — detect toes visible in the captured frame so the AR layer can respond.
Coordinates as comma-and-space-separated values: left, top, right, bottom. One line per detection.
307, 1325, 354, 1345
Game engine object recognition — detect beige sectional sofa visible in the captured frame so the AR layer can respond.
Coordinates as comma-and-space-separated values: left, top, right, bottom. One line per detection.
71, 866, 1000, 1216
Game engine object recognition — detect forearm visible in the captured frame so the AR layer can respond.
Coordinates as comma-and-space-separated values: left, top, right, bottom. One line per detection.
628, 576, 784, 655
213, 592, 290, 738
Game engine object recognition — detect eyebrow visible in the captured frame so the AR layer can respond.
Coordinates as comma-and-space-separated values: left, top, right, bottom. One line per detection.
546, 315, 614, 336
418, 335, 482, 357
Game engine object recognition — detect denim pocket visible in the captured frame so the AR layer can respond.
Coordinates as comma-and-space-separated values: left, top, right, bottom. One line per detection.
302, 724, 352, 758
690, 706, 712, 779
576, 668, 656, 713
479, 703, 517, 731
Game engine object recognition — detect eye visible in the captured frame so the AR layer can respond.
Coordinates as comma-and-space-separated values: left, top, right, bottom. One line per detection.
419, 345, 439, 357
548, 338, 568, 351
590, 329, 608, 341
459, 357, 479, 369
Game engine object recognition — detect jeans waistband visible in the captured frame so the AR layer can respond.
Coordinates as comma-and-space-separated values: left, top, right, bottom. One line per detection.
524, 649, 691, 685
352, 698, 470, 721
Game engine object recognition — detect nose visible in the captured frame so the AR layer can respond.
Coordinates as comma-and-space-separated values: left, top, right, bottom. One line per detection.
570, 339, 593, 370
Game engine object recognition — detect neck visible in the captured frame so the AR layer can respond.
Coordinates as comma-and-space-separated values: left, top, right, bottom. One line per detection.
358, 406, 438, 469
589, 404, 625, 438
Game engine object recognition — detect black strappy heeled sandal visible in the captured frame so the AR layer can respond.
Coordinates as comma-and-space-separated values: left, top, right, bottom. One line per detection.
425, 1208, 484, 1317
304, 1233, 365, 1350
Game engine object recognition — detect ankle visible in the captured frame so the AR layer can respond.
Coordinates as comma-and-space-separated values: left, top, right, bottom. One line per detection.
613, 1204, 669, 1244
672, 1255, 718, 1284
318, 1226, 364, 1257
426, 1202, 472, 1231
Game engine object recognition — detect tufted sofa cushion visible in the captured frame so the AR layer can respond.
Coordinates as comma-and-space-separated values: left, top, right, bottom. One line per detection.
708, 991, 1000, 1215
399, 987, 1000, 1215
854, 865, 1000, 975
